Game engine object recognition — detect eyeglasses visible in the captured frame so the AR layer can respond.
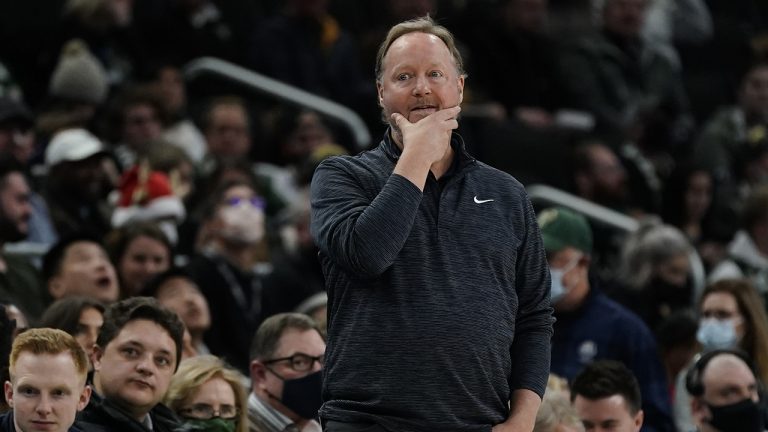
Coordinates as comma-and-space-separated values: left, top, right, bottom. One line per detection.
179, 403, 239, 420
264, 352, 324, 372
225, 196, 266, 209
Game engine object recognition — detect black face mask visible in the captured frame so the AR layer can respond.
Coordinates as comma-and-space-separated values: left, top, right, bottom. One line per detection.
650, 276, 693, 309
707, 398, 765, 432
268, 370, 323, 420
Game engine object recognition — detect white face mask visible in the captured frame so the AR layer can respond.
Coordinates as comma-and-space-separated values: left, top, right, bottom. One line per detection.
549, 254, 582, 304
219, 203, 265, 244
697, 317, 742, 350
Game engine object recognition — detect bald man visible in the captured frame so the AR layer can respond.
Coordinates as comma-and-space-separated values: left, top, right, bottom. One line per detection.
686, 349, 766, 432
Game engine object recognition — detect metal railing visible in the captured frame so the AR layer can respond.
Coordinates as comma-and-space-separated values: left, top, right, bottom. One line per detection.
183, 57, 372, 151
526, 183, 707, 301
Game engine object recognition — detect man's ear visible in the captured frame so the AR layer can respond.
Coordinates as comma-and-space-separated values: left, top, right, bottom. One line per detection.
376, 81, 384, 107
690, 396, 709, 425
457, 75, 465, 105
250, 360, 268, 390
633, 409, 644, 432
4, 381, 12, 408
78, 385, 92, 411
91, 345, 104, 372
48, 278, 65, 299
86, 343, 97, 367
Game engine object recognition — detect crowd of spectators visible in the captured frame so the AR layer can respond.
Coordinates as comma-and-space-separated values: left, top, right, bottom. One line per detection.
0, 0, 766, 431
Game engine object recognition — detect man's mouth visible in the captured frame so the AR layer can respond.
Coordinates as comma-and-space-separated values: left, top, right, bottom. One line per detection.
95, 276, 112, 289
30, 420, 56, 429
131, 379, 154, 390
411, 105, 437, 113
409, 105, 438, 119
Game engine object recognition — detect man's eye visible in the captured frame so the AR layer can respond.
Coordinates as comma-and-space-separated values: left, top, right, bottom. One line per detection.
122, 347, 139, 357
430, 71, 443, 78
397, 74, 410, 81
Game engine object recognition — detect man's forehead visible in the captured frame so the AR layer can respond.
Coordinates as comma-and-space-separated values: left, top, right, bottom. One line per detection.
15, 350, 76, 366
109, 319, 176, 352
12, 351, 84, 382
2, 171, 27, 189
384, 32, 454, 68
275, 328, 324, 356
703, 354, 755, 386
574, 393, 633, 415
65, 240, 102, 255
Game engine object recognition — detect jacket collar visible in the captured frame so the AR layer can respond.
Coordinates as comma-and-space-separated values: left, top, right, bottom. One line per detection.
84, 390, 180, 430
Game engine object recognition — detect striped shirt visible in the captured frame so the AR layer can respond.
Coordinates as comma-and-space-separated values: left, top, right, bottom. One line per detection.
248, 393, 321, 432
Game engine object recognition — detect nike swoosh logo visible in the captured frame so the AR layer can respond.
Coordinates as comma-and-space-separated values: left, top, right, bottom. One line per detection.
474, 196, 494, 204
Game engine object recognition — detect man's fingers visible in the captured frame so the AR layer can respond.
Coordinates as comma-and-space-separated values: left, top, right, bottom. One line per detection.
437, 105, 461, 121
391, 112, 409, 129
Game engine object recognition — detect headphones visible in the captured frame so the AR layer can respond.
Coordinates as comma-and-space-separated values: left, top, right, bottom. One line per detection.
685, 348, 759, 397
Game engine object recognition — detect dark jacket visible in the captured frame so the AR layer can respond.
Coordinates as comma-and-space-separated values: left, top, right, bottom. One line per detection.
0, 410, 84, 432
186, 252, 267, 374
75, 391, 181, 432
551, 283, 675, 432
311, 131, 554, 431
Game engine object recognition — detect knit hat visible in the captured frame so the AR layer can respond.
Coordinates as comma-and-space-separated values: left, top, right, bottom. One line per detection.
111, 164, 186, 227
0, 97, 32, 128
45, 128, 106, 166
49, 39, 108, 105
537, 207, 593, 254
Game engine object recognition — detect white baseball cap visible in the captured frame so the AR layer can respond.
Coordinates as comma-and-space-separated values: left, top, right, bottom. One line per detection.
45, 128, 106, 166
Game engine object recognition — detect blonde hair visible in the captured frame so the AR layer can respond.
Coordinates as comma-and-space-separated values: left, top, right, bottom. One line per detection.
534, 390, 585, 432
163, 355, 248, 432
546, 373, 570, 393
9, 328, 88, 381
374, 15, 465, 82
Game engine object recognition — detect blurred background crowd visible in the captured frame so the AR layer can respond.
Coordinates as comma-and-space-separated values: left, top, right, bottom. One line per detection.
0, 0, 767, 431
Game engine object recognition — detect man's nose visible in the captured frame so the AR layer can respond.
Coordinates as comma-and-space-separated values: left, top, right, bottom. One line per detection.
412, 75, 432, 96
136, 354, 156, 375
94, 255, 111, 270
36, 394, 52, 415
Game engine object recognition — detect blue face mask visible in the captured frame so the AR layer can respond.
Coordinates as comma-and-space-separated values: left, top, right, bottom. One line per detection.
697, 318, 740, 350
550, 267, 568, 304
549, 255, 581, 305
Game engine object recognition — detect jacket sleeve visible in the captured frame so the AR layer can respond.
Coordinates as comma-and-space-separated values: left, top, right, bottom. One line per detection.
508, 193, 555, 399
310, 158, 424, 278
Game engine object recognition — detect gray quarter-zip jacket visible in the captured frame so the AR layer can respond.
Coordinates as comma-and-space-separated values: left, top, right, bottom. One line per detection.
310, 130, 554, 432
